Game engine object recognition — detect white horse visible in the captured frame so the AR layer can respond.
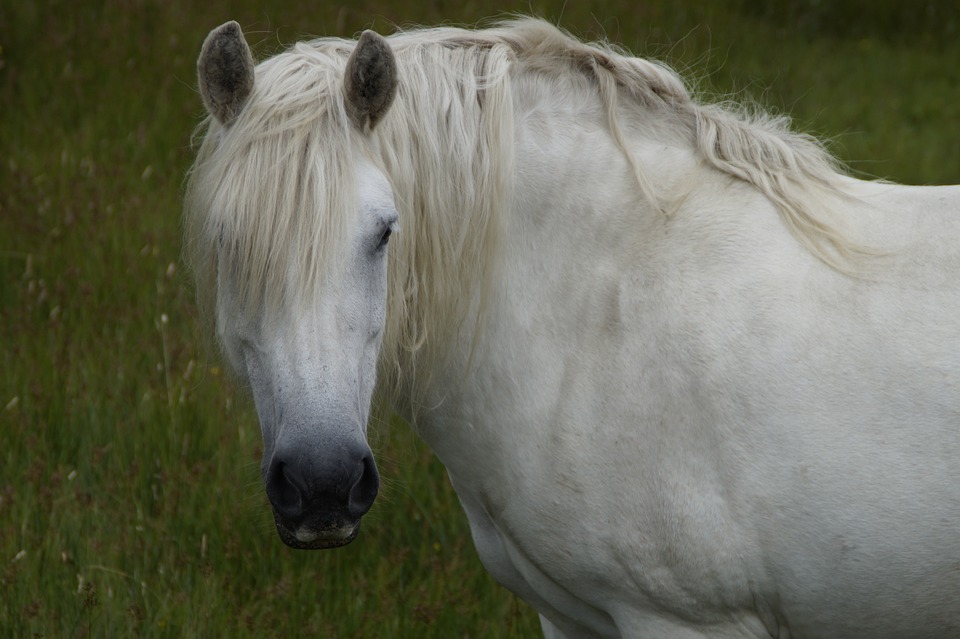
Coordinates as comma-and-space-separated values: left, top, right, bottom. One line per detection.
185, 18, 960, 638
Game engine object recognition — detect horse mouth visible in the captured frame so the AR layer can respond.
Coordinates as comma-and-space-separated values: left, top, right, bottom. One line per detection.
273, 514, 360, 550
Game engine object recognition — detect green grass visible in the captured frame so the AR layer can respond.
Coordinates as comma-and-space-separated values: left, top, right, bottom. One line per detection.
1, 1, 958, 637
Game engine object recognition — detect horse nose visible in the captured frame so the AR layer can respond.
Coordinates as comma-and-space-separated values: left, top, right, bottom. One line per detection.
265, 441, 379, 526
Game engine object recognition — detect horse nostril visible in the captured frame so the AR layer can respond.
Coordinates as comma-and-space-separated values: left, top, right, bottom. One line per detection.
348, 452, 380, 518
266, 460, 304, 521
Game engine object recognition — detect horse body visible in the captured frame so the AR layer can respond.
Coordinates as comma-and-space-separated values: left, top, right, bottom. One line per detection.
187, 19, 960, 638
429, 79, 960, 636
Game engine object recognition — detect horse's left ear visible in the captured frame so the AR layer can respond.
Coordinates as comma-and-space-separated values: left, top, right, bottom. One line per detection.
343, 30, 398, 131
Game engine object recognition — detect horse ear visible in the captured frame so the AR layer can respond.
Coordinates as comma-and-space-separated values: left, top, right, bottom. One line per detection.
343, 30, 398, 131
198, 21, 255, 126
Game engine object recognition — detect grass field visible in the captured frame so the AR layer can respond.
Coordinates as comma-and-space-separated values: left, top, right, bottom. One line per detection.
2, 1, 959, 637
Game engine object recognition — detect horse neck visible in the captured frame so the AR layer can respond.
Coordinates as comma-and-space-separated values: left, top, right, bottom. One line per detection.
371, 69, 514, 416
368, 50, 717, 418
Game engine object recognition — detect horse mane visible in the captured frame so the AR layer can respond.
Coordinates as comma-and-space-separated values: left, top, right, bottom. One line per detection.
474, 18, 864, 264
185, 18, 865, 410
184, 40, 359, 335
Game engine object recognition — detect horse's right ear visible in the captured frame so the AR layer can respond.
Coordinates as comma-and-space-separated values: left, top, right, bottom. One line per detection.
198, 21, 255, 126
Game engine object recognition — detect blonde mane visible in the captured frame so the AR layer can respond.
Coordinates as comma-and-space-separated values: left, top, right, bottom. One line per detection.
185, 18, 863, 411
185, 40, 359, 330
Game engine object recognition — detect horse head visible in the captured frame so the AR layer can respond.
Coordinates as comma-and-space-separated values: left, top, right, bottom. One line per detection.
195, 22, 398, 548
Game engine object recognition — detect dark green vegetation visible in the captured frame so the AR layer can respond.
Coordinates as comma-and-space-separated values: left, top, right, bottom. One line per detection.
2, 1, 958, 636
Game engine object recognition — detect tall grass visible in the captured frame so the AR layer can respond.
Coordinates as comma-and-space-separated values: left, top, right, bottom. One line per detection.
1, 1, 958, 636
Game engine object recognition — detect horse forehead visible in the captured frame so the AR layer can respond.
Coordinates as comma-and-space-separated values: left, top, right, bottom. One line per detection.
355, 159, 394, 211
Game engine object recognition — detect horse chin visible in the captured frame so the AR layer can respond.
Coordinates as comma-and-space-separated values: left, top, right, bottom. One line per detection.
272, 515, 361, 550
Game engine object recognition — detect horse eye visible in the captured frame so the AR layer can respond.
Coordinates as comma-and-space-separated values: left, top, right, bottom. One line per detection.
377, 226, 392, 250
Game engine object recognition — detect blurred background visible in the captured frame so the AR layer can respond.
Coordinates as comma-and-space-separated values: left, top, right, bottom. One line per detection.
2, 1, 958, 636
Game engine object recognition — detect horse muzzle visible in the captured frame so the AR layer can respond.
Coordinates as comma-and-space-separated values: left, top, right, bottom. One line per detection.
264, 439, 380, 550
272, 513, 362, 549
